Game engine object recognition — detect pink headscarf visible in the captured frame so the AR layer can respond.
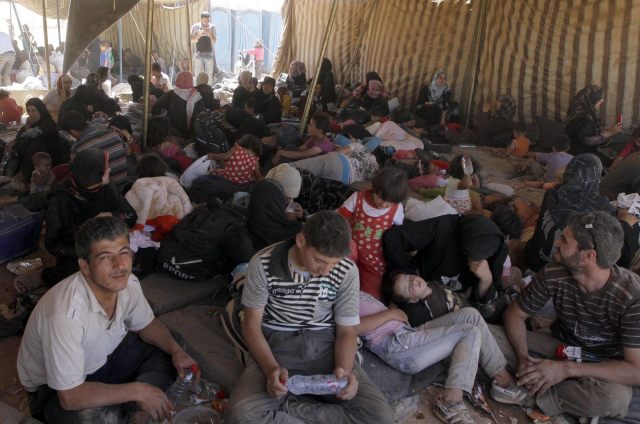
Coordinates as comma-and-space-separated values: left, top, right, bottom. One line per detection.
175, 71, 194, 89
367, 80, 383, 99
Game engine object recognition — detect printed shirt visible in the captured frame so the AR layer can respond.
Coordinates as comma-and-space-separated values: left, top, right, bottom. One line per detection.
212, 145, 258, 185
518, 263, 640, 360
242, 239, 360, 330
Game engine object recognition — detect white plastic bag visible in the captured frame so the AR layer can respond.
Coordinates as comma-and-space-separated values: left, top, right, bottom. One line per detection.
179, 155, 214, 188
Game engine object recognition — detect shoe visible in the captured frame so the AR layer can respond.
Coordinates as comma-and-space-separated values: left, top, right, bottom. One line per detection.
490, 380, 535, 407
433, 395, 478, 424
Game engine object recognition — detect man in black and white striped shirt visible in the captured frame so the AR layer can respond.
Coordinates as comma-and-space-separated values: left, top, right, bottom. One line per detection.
226, 211, 393, 423
490, 211, 640, 420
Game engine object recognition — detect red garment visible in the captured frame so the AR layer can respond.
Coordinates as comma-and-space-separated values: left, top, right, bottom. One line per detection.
0, 97, 23, 124
617, 140, 640, 160
212, 145, 258, 185
245, 47, 264, 61
350, 191, 399, 299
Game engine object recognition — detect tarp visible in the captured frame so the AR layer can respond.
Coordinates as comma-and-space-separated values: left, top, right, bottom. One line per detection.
274, 0, 640, 125
62, 0, 139, 73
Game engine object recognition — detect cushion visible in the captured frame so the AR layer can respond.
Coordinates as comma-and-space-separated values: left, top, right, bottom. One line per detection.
160, 305, 244, 393
141, 272, 227, 316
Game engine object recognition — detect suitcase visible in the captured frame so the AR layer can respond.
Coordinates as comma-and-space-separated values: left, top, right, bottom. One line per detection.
0, 204, 42, 263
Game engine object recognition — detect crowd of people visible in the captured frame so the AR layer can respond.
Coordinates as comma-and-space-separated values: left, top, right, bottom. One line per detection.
2, 27, 639, 424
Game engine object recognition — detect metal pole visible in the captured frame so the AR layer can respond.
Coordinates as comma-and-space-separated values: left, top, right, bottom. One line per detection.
185, 0, 192, 73
118, 18, 123, 82
55, 0, 61, 47
464, 0, 488, 127
299, 0, 339, 135
42, 0, 51, 89
142, 0, 155, 149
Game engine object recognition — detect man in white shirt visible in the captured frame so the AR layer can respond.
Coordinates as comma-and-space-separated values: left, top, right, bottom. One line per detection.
17, 216, 198, 423
190, 10, 217, 84
0, 31, 15, 86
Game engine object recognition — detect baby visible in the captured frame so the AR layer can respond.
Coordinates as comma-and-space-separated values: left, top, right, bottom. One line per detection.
30, 152, 55, 194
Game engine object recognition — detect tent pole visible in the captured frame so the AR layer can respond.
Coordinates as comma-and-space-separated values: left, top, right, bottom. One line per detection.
185, 0, 192, 73
42, 0, 51, 89
118, 18, 123, 82
299, 0, 339, 135
142, 0, 155, 150
55, 0, 61, 47
464, 0, 488, 127
343, 0, 377, 88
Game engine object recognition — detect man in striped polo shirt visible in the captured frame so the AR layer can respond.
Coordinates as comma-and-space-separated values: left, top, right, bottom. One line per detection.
226, 211, 394, 423
61, 111, 129, 188
490, 211, 640, 420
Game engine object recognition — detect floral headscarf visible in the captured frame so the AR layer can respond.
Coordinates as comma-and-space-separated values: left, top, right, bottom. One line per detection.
566, 85, 603, 133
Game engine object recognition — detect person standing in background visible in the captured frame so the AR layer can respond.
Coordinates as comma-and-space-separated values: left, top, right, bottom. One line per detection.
190, 10, 217, 85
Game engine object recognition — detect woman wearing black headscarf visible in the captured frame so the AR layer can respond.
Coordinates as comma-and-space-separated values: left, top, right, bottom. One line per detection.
473, 94, 517, 147
565, 85, 622, 162
524, 153, 615, 271
383, 208, 521, 321
317, 58, 337, 109
7, 98, 59, 183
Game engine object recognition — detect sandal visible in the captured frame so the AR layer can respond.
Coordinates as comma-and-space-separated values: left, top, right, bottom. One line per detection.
433, 395, 478, 424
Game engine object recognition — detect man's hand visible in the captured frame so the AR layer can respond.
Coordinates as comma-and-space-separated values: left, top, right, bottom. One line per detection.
172, 349, 200, 382
133, 382, 172, 422
272, 151, 282, 165
516, 358, 568, 395
335, 367, 358, 401
267, 366, 289, 398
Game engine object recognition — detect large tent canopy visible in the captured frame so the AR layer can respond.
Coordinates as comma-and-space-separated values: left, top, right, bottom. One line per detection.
17, 0, 640, 125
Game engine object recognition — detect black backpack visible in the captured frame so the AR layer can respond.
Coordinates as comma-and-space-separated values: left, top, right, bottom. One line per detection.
156, 200, 245, 281
195, 33, 213, 53
193, 110, 230, 157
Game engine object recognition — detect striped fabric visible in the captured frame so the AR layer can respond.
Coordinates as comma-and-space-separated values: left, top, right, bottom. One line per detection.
518, 263, 640, 360
273, 0, 640, 125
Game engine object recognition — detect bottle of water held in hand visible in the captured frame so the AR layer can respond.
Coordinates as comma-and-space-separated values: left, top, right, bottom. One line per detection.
166, 364, 200, 407
286, 374, 348, 395
462, 155, 474, 175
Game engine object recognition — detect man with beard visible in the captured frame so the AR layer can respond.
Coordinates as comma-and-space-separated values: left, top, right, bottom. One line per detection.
489, 211, 640, 421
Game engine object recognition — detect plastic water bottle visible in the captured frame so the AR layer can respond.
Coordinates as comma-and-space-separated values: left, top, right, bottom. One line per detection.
166, 364, 200, 407
286, 374, 348, 395
462, 155, 474, 175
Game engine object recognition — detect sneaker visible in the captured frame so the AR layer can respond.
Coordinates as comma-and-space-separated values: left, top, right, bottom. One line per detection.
490, 380, 535, 407
433, 395, 478, 424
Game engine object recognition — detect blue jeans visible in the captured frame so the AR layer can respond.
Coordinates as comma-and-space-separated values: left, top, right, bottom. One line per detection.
370, 307, 506, 393
226, 327, 394, 424
334, 134, 381, 152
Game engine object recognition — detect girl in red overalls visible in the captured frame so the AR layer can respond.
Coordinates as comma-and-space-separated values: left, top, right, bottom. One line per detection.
338, 168, 409, 299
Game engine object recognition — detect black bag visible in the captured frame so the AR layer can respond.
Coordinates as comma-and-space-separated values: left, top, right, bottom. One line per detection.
156, 200, 245, 281
195, 33, 213, 53
193, 110, 230, 157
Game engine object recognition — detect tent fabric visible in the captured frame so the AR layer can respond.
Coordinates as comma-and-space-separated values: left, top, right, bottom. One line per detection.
273, 0, 481, 122
273, 0, 640, 125
101, 0, 207, 74
63, 0, 139, 73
